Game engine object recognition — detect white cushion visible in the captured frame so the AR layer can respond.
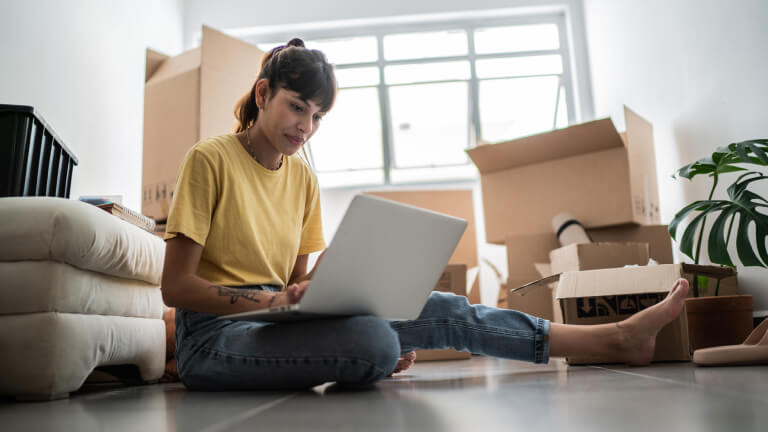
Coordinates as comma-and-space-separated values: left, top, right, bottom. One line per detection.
0, 312, 165, 399
0, 197, 164, 284
0, 260, 162, 319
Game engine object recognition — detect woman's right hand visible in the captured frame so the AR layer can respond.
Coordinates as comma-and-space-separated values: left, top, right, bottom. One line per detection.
286, 280, 310, 304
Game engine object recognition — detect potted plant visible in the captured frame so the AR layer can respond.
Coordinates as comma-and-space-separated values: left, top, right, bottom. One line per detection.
670, 139, 768, 351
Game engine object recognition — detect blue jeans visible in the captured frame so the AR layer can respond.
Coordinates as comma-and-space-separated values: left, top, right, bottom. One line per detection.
175, 286, 550, 391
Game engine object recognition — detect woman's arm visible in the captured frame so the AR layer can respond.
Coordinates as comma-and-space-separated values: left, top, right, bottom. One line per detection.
161, 235, 296, 315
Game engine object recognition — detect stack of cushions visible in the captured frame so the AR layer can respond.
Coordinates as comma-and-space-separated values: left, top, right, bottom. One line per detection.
0, 197, 167, 400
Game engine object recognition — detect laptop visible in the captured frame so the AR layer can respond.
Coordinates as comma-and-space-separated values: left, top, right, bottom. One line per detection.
219, 193, 467, 322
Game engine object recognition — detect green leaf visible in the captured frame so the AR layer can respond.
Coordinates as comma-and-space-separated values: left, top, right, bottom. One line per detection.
677, 140, 768, 181
746, 142, 768, 163
736, 215, 764, 266
734, 143, 751, 163
672, 173, 768, 268
708, 208, 735, 267
681, 210, 711, 261
756, 220, 768, 266
670, 200, 714, 239
728, 173, 768, 200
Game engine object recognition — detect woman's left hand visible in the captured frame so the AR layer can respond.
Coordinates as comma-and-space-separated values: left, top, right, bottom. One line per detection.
286, 280, 310, 304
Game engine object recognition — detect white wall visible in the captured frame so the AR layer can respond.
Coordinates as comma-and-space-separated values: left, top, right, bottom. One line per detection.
584, 0, 768, 313
0, 0, 184, 210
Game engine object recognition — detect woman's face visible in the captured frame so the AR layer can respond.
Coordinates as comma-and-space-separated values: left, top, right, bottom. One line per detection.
258, 85, 326, 156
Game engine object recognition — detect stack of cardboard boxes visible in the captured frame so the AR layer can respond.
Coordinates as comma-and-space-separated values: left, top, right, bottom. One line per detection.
467, 107, 738, 364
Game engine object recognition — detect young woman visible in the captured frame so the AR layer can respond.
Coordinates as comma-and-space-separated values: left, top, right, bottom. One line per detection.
161, 39, 690, 391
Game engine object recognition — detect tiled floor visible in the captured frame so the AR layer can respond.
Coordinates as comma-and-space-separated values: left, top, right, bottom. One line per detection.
2, 357, 767, 431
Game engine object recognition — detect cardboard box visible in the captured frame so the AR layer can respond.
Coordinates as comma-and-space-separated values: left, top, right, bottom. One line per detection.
467, 106, 659, 244
415, 349, 471, 361
588, 224, 673, 265
142, 26, 264, 221
503, 228, 670, 322
365, 190, 478, 267
513, 263, 737, 365
549, 242, 650, 275
434, 264, 468, 296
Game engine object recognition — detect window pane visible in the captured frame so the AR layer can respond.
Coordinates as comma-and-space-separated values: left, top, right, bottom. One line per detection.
384, 30, 467, 60
474, 24, 559, 54
478, 76, 560, 143
305, 36, 378, 64
476, 55, 562, 79
389, 82, 469, 168
309, 87, 382, 172
385, 61, 470, 85
335, 67, 380, 88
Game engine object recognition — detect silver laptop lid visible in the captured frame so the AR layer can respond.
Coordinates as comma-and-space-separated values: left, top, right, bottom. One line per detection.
298, 193, 467, 320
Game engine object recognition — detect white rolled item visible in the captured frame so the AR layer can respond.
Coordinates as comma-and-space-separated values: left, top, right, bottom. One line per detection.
552, 212, 592, 246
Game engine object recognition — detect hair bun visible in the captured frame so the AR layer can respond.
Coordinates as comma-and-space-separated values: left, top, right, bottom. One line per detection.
286, 38, 305, 48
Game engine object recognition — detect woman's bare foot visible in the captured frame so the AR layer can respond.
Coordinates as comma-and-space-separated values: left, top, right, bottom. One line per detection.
613, 278, 690, 365
389, 351, 416, 376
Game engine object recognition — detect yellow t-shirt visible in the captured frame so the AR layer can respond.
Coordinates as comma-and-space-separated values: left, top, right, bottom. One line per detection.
164, 134, 326, 288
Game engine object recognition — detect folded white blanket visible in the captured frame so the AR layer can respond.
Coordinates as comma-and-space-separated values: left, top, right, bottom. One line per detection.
0, 197, 165, 284
0, 260, 163, 319
0, 312, 165, 399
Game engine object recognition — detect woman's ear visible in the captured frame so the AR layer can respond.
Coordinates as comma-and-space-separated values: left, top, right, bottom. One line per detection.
254, 78, 270, 109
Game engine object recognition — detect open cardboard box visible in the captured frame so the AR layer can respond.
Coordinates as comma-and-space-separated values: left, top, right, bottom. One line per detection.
467, 106, 659, 244
142, 26, 264, 221
503, 224, 673, 321
512, 263, 737, 365
546, 241, 651, 322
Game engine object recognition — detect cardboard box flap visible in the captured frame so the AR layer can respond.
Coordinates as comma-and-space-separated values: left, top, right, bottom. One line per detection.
145, 49, 170, 83
146, 48, 201, 86
556, 264, 682, 299
623, 106, 660, 222
199, 25, 264, 139
466, 118, 623, 174
200, 25, 263, 71
510, 274, 562, 296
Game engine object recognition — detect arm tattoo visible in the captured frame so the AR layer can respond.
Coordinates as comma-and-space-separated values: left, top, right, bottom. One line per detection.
212, 286, 276, 305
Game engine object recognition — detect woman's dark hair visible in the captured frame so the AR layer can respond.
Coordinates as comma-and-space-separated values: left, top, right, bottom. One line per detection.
233, 38, 337, 133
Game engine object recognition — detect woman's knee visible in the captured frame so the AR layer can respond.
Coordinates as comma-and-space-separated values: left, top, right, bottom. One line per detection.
342, 316, 400, 373
420, 291, 470, 318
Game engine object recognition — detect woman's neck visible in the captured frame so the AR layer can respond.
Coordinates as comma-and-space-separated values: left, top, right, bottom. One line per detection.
243, 126, 283, 170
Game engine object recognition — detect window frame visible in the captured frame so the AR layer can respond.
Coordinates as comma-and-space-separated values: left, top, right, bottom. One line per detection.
244, 12, 579, 186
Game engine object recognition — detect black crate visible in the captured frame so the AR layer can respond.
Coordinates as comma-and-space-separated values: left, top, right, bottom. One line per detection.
0, 104, 78, 198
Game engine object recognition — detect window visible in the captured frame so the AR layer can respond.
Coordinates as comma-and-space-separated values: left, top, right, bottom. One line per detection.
254, 14, 577, 187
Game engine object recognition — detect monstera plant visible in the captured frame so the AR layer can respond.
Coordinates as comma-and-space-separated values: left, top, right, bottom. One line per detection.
670, 139, 768, 297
